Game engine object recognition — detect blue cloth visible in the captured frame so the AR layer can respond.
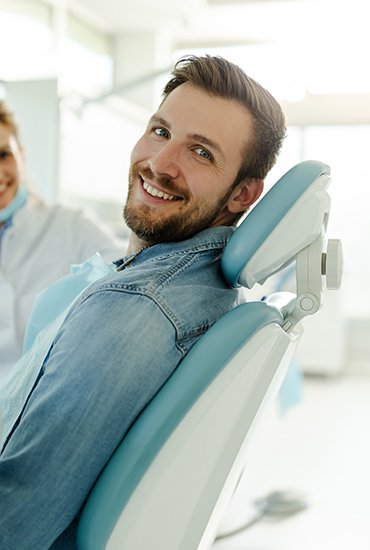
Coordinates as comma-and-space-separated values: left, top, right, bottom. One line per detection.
0, 226, 239, 550
0, 254, 115, 451
0, 186, 28, 223
23, 253, 115, 353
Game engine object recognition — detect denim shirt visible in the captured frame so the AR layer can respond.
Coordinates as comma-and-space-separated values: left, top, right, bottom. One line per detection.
0, 225, 240, 550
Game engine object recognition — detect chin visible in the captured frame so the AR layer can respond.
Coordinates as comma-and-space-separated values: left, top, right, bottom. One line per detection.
0, 189, 16, 209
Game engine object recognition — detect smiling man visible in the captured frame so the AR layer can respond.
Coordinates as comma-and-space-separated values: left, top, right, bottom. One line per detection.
124, 80, 262, 250
0, 55, 286, 549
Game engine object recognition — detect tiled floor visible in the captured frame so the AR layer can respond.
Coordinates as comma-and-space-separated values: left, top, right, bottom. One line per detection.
212, 374, 370, 550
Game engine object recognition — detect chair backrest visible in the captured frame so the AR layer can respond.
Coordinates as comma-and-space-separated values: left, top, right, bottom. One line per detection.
77, 160, 340, 550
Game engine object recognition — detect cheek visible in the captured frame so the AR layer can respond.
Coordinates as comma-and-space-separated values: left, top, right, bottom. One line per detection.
3, 159, 19, 179
130, 136, 150, 166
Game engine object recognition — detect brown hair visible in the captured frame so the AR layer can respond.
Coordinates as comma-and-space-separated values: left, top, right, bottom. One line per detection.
0, 100, 20, 141
162, 54, 286, 183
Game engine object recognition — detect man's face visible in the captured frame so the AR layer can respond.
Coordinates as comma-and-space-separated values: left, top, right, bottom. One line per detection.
0, 124, 23, 210
124, 83, 255, 243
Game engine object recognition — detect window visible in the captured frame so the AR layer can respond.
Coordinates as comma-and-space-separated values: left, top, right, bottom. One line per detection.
0, 0, 54, 80
59, 14, 113, 97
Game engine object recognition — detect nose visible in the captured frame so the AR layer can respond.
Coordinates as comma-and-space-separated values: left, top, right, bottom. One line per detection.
149, 142, 181, 180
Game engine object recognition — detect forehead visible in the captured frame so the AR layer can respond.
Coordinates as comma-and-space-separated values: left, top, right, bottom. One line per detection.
157, 83, 253, 155
0, 123, 19, 150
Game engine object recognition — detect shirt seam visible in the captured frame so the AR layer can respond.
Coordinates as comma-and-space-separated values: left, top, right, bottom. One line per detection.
74, 285, 210, 353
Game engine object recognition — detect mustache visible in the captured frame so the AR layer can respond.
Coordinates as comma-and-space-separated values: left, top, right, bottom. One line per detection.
130, 164, 190, 200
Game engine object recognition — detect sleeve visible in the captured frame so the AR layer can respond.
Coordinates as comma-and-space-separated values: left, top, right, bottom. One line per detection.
0, 290, 183, 549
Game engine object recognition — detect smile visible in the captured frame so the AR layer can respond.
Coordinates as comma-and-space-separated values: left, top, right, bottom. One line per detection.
142, 180, 180, 201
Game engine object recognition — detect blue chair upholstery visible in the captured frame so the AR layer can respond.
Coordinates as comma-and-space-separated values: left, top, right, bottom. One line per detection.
222, 160, 331, 287
77, 160, 340, 550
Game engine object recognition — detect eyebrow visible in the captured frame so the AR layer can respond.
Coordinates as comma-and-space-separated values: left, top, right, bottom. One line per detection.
149, 115, 226, 161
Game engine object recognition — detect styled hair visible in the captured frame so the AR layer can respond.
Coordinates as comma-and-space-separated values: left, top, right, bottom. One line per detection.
162, 54, 286, 183
0, 100, 19, 141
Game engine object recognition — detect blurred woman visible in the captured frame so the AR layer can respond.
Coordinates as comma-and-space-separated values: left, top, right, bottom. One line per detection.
0, 101, 123, 375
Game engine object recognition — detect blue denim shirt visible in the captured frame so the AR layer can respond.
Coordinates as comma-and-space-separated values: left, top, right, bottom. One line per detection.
0, 226, 240, 550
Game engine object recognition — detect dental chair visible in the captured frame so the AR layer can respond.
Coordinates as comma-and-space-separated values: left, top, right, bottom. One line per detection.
77, 160, 342, 550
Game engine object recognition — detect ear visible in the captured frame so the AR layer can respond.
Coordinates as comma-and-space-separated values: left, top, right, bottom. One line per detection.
226, 178, 264, 214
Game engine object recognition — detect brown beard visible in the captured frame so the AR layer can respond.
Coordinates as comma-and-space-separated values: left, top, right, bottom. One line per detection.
123, 164, 234, 245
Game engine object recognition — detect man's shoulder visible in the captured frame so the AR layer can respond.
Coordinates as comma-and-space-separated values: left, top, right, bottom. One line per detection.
85, 226, 240, 352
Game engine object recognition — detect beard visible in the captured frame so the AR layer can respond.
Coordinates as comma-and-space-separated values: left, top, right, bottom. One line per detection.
123, 164, 234, 245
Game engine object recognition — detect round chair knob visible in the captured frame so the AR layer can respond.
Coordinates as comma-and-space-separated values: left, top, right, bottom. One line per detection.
324, 239, 343, 289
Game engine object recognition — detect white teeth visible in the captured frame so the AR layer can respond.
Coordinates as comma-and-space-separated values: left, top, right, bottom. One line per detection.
143, 180, 175, 201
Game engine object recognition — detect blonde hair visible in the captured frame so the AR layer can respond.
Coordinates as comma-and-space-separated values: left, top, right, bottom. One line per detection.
0, 100, 20, 142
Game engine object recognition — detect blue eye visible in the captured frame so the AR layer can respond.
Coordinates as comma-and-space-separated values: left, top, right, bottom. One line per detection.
195, 147, 212, 160
153, 127, 169, 138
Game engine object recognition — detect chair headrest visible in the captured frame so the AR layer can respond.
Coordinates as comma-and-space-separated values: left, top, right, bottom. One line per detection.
221, 160, 331, 288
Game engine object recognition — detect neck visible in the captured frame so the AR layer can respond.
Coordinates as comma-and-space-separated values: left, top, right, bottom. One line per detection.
127, 232, 151, 255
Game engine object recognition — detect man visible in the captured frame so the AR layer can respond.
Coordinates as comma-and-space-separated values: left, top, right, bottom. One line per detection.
0, 55, 286, 549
